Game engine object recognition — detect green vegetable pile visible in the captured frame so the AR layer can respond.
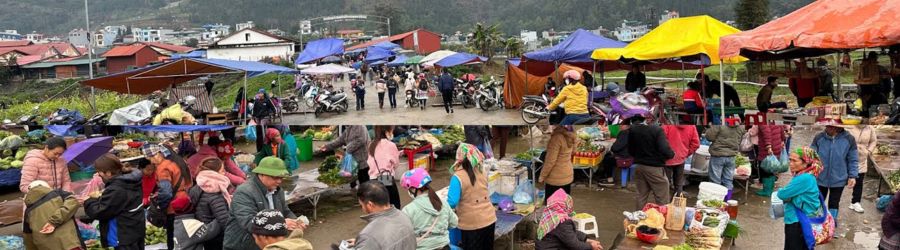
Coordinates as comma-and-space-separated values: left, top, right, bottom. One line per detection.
434, 126, 465, 146
302, 129, 316, 139
672, 243, 695, 250
734, 155, 750, 166
85, 239, 112, 250
398, 138, 425, 150
145, 224, 167, 245
0, 149, 26, 170
318, 155, 339, 173
317, 167, 348, 187
888, 170, 900, 192
701, 199, 725, 208
303, 128, 334, 141
514, 149, 543, 161
702, 216, 721, 227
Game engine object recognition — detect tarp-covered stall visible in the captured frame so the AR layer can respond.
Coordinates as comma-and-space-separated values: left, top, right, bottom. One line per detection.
720, 0, 900, 61
419, 50, 458, 67
521, 29, 627, 75
364, 47, 396, 63
435, 53, 487, 68
386, 55, 409, 67
503, 62, 587, 108
295, 38, 345, 65
300, 63, 356, 75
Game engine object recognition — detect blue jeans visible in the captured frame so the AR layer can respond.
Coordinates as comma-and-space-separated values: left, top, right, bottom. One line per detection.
709, 156, 736, 190
559, 114, 590, 125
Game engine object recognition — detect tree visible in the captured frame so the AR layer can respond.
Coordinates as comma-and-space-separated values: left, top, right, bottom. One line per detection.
734, 0, 770, 30
468, 23, 504, 64
505, 37, 524, 58
184, 38, 199, 48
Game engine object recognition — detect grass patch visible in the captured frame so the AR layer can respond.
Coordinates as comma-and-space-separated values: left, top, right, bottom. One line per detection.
0, 91, 141, 121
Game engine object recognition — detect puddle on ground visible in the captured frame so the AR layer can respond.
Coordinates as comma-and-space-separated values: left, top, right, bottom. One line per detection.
850, 231, 881, 249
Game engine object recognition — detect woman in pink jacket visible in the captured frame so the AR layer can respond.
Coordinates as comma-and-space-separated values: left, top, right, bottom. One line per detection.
662, 125, 700, 195
186, 137, 245, 189
367, 125, 401, 208
19, 137, 71, 193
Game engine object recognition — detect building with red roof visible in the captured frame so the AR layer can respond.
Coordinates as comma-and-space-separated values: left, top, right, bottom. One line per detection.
344, 28, 441, 54
102, 44, 163, 73
0, 40, 33, 47
140, 42, 195, 55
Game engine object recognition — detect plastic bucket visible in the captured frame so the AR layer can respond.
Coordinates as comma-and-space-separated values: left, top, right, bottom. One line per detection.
609, 125, 620, 138
690, 145, 710, 174
295, 136, 313, 162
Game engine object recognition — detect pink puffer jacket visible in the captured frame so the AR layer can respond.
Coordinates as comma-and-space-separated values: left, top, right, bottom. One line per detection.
19, 149, 71, 193
186, 145, 246, 187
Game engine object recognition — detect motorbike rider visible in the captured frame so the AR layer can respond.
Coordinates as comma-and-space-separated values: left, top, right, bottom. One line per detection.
547, 70, 590, 125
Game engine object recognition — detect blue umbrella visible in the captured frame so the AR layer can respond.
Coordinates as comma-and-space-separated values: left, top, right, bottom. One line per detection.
62, 136, 114, 164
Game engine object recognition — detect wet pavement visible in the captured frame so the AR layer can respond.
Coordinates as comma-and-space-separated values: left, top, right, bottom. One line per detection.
281, 79, 528, 125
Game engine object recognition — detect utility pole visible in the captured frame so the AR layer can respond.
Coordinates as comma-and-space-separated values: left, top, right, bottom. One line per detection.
84, 0, 96, 113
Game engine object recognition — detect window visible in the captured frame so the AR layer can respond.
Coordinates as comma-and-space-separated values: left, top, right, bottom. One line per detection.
245, 33, 250, 41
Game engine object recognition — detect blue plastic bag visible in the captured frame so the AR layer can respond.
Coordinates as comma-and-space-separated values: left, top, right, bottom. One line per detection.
245, 125, 257, 141
339, 153, 358, 178
513, 180, 534, 204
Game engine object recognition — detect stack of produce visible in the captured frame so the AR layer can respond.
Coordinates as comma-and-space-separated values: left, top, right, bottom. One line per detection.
115, 133, 151, 142
887, 171, 900, 192
145, 224, 167, 245
398, 138, 425, 150
434, 126, 465, 146
317, 155, 347, 187
0, 134, 24, 151
0, 150, 26, 170
875, 144, 898, 156
513, 149, 542, 161
304, 127, 335, 141
685, 226, 722, 250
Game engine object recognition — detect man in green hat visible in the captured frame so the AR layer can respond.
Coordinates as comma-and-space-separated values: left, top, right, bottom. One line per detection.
224, 156, 307, 250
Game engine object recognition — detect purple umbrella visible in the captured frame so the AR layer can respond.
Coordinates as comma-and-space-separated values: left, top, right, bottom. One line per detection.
62, 136, 114, 164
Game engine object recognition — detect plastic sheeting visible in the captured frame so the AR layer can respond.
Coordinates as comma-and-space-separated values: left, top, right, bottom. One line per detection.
364, 47, 396, 63
435, 52, 487, 68
386, 55, 409, 67
525, 29, 625, 63
720, 0, 900, 60
109, 100, 155, 125
419, 50, 458, 67
301, 63, 356, 75
295, 38, 345, 64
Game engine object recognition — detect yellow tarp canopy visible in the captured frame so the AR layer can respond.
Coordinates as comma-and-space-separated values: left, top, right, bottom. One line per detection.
592, 15, 747, 64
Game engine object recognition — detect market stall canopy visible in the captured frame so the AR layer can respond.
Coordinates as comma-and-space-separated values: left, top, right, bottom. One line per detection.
365, 47, 396, 63
405, 55, 424, 65
592, 15, 746, 66
370, 60, 389, 66
171, 50, 206, 59
419, 50, 458, 67
82, 58, 299, 95
386, 55, 409, 67
719, 0, 900, 61
301, 63, 356, 75
521, 29, 626, 75
295, 38, 345, 65
372, 41, 401, 51
507, 58, 521, 67
128, 125, 234, 132
435, 52, 487, 68
320, 55, 343, 63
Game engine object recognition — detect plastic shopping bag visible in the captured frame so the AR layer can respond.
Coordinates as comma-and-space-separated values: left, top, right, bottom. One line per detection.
245, 121, 257, 141
512, 180, 534, 204
339, 153, 358, 178
761, 149, 789, 173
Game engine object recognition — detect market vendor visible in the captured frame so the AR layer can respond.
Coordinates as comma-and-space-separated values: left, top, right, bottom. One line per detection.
537, 189, 602, 250
682, 81, 706, 114
447, 143, 496, 249
224, 157, 305, 250
697, 73, 741, 107
756, 76, 788, 112
539, 125, 576, 204
776, 147, 825, 249
319, 125, 370, 188
254, 128, 289, 166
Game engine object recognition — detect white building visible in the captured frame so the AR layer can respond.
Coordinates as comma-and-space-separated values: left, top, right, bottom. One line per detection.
131, 27, 174, 43
0, 30, 22, 41
206, 28, 296, 61
267, 29, 286, 37
613, 20, 649, 42
168, 28, 204, 46
202, 24, 230, 41
67, 29, 90, 47
519, 30, 538, 51
25, 32, 44, 43
235, 21, 255, 31
104, 25, 128, 36
659, 10, 680, 25
93, 30, 118, 48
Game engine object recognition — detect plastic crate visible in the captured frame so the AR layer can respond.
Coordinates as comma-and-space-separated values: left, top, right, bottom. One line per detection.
573, 155, 602, 167
412, 153, 431, 169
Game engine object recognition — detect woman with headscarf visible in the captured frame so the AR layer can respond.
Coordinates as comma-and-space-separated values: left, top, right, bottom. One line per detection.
776, 147, 826, 250
536, 189, 602, 250
447, 143, 496, 250
254, 128, 290, 166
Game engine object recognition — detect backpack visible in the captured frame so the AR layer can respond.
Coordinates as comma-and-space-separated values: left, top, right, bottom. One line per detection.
387, 79, 399, 89
418, 79, 429, 91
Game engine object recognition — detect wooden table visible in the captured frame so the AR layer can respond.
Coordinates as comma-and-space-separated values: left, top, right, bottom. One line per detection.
872, 155, 900, 195
765, 112, 817, 125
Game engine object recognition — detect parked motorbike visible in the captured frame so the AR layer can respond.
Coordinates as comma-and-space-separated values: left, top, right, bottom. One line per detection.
280, 92, 301, 113
454, 79, 477, 108
406, 90, 420, 108
521, 94, 554, 124
313, 88, 349, 117
16, 106, 41, 126
48, 108, 86, 125
476, 76, 504, 111
86, 112, 108, 126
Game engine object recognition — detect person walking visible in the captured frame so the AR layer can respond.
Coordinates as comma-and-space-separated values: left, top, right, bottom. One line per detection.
447, 144, 497, 250
84, 154, 145, 250
367, 126, 401, 209
662, 125, 700, 195
548, 70, 589, 125
404, 73, 417, 108
845, 125, 876, 213
388, 74, 400, 108
400, 168, 459, 250
252, 89, 276, 126
190, 158, 233, 250
439, 70, 455, 114
536, 189, 603, 250
22, 180, 83, 250
224, 157, 306, 250
811, 124, 859, 228
376, 78, 387, 109
352, 79, 366, 111
611, 115, 674, 209
320, 125, 371, 187
706, 122, 746, 200
539, 126, 576, 204
20, 137, 71, 193
417, 74, 430, 110
777, 147, 825, 250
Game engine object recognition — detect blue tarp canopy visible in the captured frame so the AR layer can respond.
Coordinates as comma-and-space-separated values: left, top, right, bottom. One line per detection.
507, 58, 521, 67
520, 29, 627, 75
435, 52, 487, 67
365, 47, 396, 63
196, 58, 299, 77
370, 60, 389, 66
372, 42, 401, 50
351, 61, 363, 69
171, 50, 206, 59
127, 125, 235, 132
386, 55, 409, 67
295, 38, 345, 65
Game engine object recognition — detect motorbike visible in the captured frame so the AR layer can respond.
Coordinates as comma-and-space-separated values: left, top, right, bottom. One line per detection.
86, 112, 108, 126
454, 79, 477, 109
313, 87, 349, 117
48, 108, 86, 125
521, 93, 554, 124
476, 76, 504, 111
406, 89, 421, 108
16, 106, 41, 126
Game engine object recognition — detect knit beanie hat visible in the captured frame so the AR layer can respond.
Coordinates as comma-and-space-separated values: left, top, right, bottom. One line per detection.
251, 209, 289, 237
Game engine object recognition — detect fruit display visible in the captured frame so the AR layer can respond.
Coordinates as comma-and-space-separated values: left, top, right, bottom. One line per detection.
574, 139, 603, 158
875, 144, 898, 156
317, 167, 348, 187
145, 224, 167, 245
304, 127, 335, 141
318, 155, 339, 173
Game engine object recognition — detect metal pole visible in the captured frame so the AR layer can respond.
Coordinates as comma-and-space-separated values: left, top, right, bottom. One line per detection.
84, 0, 96, 113
243, 72, 248, 126
719, 60, 726, 123
836, 52, 842, 101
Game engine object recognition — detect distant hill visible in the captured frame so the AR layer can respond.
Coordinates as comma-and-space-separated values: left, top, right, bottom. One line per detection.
1, 0, 813, 37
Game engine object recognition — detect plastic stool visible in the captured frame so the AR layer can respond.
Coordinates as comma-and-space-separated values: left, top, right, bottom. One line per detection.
621, 165, 635, 187
573, 213, 600, 238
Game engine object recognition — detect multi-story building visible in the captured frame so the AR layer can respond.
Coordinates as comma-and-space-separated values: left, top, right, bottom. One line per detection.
235, 21, 255, 31
613, 20, 649, 42
659, 10, 680, 25
131, 27, 175, 43
25, 33, 44, 43
93, 30, 118, 48
0, 30, 22, 41
67, 29, 90, 47
201, 24, 231, 41
520, 30, 538, 51
207, 28, 296, 61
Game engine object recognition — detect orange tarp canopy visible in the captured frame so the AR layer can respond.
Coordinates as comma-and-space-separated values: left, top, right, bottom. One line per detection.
720, 0, 900, 60
503, 62, 587, 108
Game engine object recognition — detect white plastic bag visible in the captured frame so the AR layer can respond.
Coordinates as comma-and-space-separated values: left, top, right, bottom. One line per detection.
513, 180, 534, 204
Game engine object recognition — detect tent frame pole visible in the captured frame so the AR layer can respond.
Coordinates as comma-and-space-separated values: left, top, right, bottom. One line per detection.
700, 64, 707, 125
243, 72, 248, 126
836, 52, 842, 101
720, 60, 726, 124
524, 59, 528, 105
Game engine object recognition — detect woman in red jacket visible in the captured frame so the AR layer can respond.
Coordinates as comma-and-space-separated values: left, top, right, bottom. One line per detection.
662, 125, 700, 195
750, 125, 788, 196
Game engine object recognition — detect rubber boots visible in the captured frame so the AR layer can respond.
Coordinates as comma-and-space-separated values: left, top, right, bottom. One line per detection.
724, 189, 733, 201
755, 176, 776, 197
